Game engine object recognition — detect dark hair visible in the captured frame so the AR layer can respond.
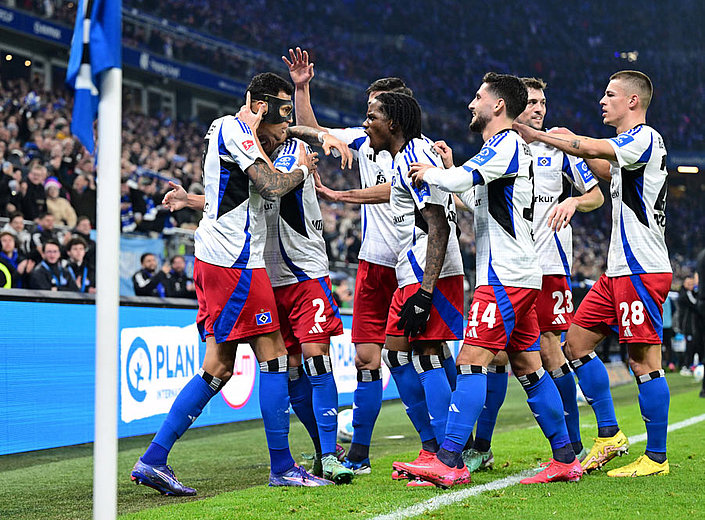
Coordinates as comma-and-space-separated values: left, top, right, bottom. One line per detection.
37, 212, 51, 220
9, 211, 24, 220
366, 77, 414, 97
521, 77, 547, 91
482, 72, 528, 120
374, 92, 422, 144
610, 70, 653, 110
170, 255, 185, 265
140, 252, 156, 264
67, 236, 87, 250
0, 231, 18, 248
43, 238, 61, 251
76, 216, 91, 227
247, 72, 294, 101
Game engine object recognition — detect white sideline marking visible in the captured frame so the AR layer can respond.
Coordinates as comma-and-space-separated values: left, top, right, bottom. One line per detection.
370, 413, 705, 520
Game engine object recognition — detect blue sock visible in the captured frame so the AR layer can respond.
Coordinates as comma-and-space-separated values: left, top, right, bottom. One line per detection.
551, 364, 582, 447
637, 371, 669, 455
350, 369, 383, 458
143, 370, 219, 465
260, 356, 295, 475
475, 366, 508, 448
383, 349, 435, 443
288, 365, 321, 453
441, 344, 457, 391
305, 355, 339, 456
443, 368, 487, 450
414, 354, 452, 444
571, 353, 619, 433
520, 369, 573, 463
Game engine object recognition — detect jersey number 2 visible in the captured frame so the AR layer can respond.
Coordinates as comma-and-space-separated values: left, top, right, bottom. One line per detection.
313, 298, 327, 323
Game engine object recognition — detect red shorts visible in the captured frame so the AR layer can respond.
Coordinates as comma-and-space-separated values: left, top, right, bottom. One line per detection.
536, 275, 574, 332
572, 273, 672, 344
385, 275, 464, 341
194, 259, 279, 343
274, 276, 344, 355
352, 260, 398, 344
463, 285, 540, 354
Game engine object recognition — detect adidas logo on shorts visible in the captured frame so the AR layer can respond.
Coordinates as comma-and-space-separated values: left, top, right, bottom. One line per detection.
552, 314, 567, 325
308, 323, 324, 335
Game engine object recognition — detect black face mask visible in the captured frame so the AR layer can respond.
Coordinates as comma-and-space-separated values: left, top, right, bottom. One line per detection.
259, 94, 294, 124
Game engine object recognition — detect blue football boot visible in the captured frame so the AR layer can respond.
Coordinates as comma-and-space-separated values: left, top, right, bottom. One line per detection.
269, 464, 333, 487
131, 459, 196, 496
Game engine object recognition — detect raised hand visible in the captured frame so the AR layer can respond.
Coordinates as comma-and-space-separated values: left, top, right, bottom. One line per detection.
237, 91, 265, 132
433, 140, 454, 168
162, 181, 188, 212
320, 133, 354, 169
282, 47, 314, 87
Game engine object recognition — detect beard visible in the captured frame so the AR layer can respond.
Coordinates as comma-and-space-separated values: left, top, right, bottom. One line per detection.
469, 112, 488, 134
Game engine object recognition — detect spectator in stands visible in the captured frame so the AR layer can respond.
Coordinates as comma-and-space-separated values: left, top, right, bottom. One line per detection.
132, 252, 170, 297
0, 230, 34, 288
65, 236, 95, 294
133, 176, 170, 234
69, 173, 96, 225
28, 238, 79, 291
678, 276, 700, 373
2, 211, 32, 255
120, 178, 137, 232
332, 277, 353, 309
45, 176, 77, 228
72, 216, 96, 269
164, 255, 196, 299
29, 212, 64, 259
19, 160, 47, 220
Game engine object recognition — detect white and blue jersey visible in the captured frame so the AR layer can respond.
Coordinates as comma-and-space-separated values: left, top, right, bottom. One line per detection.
329, 127, 398, 267
264, 138, 329, 287
531, 138, 598, 277
195, 116, 267, 269
605, 124, 670, 277
389, 137, 464, 288
423, 129, 541, 289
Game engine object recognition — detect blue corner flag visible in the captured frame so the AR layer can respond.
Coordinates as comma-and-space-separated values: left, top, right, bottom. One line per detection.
66, 0, 121, 154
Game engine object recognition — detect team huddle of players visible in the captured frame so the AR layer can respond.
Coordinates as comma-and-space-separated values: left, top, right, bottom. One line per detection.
129, 46, 672, 494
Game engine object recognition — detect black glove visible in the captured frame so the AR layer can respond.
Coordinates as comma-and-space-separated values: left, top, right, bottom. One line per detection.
397, 288, 433, 337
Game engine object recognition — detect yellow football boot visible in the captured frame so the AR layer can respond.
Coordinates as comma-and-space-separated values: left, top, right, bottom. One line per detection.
607, 455, 669, 477
581, 430, 629, 472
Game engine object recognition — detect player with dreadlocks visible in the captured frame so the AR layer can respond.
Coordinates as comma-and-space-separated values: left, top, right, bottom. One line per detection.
364, 92, 465, 487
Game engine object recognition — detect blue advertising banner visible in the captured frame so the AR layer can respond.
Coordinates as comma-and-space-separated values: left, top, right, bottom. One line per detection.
0, 297, 431, 455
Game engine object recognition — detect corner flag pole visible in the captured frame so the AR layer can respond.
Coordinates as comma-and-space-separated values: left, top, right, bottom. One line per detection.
93, 65, 122, 519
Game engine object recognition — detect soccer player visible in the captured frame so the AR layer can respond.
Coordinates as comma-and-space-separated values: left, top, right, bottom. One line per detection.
131, 72, 332, 495
261, 135, 353, 484
514, 70, 672, 477
402, 73, 583, 488
462, 78, 606, 471
358, 92, 465, 487
284, 47, 458, 474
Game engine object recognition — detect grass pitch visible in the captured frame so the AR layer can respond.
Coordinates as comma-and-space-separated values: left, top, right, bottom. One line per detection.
1, 374, 703, 520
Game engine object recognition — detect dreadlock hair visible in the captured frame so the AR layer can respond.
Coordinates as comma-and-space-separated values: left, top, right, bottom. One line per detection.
366, 77, 414, 97
374, 92, 422, 145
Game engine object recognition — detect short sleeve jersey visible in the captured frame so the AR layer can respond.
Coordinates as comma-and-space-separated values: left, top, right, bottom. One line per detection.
390, 137, 464, 288
328, 127, 398, 267
462, 130, 541, 289
194, 116, 267, 268
531, 138, 598, 276
605, 124, 670, 277
263, 138, 329, 287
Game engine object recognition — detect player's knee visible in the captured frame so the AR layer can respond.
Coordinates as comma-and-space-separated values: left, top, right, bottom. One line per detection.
355, 353, 380, 370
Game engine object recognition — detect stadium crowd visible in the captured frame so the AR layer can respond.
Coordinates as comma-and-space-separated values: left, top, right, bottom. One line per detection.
8, 0, 705, 153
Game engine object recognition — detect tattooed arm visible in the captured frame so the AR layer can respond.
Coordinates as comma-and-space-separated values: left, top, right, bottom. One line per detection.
419, 203, 451, 294
513, 122, 617, 161
246, 158, 308, 201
